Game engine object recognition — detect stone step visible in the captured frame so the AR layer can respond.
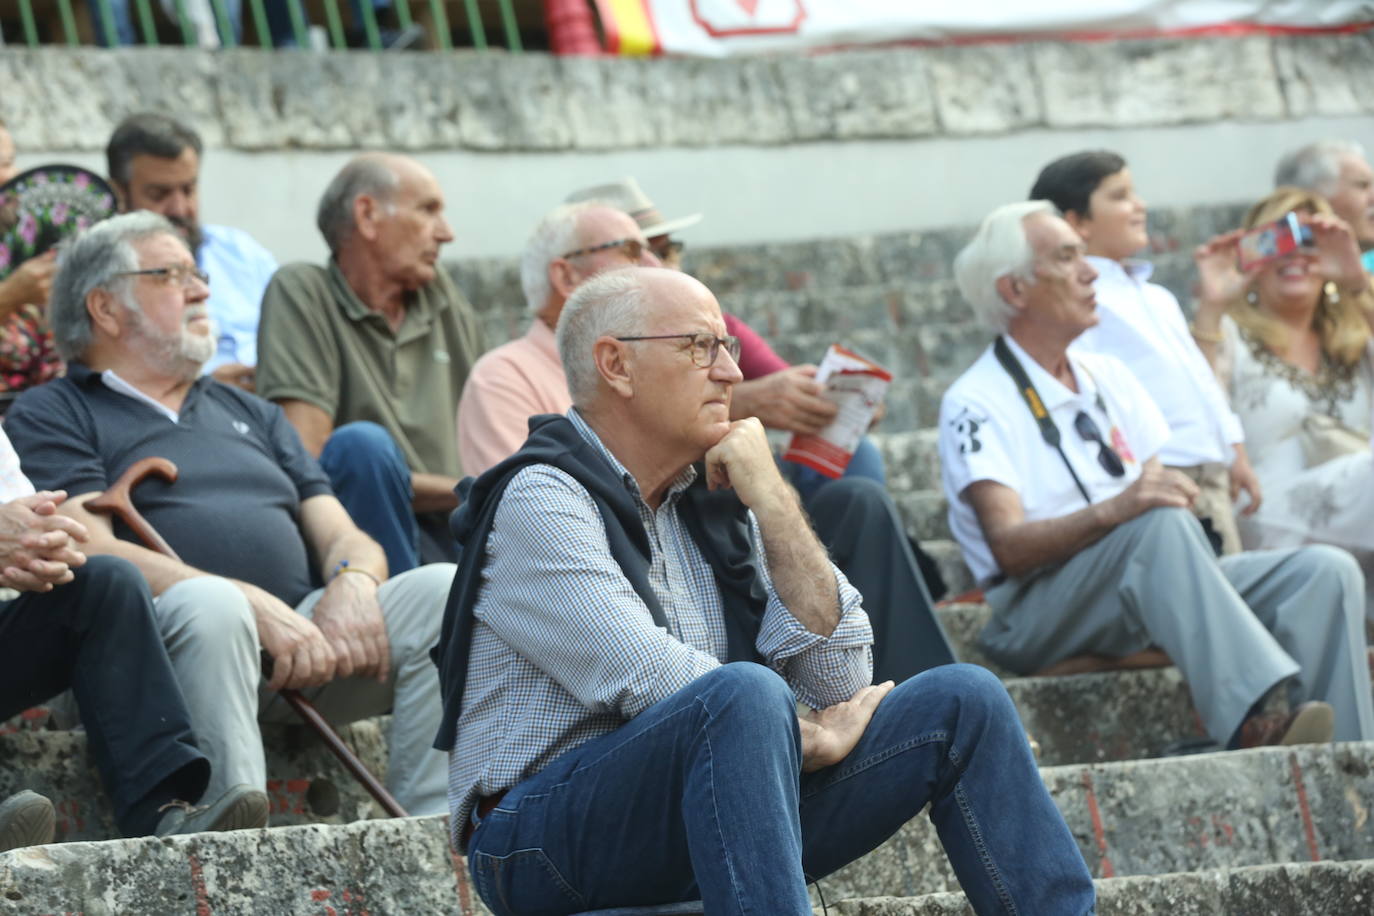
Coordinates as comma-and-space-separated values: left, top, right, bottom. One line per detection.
921, 539, 974, 600
933, 602, 1211, 766
450, 202, 1245, 322
6, 745, 1368, 914
829, 859, 1374, 915
822, 742, 1374, 902
0, 719, 392, 843
0, 815, 468, 916
873, 428, 943, 494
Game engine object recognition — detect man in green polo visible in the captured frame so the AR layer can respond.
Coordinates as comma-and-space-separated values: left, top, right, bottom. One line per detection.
256, 153, 485, 573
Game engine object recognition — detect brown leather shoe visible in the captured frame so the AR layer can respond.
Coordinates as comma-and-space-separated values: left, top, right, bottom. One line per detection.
1235, 701, 1335, 749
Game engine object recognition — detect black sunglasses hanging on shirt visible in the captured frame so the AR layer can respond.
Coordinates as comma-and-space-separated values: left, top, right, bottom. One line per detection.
993, 336, 1125, 506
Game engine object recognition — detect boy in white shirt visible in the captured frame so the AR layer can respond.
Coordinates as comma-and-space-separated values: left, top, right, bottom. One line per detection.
1029, 150, 1260, 554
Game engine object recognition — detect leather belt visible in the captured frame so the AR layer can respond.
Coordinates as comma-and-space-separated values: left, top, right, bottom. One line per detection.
461, 790, 507, 848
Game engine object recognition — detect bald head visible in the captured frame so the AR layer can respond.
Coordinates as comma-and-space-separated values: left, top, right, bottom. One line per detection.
558, 267, 711, 404
316, 153, 408, 253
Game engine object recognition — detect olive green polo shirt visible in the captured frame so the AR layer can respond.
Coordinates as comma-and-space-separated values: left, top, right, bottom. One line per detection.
256, 260, 486, 477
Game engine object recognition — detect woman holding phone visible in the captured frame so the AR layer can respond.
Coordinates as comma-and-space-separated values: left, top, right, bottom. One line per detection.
1193, 186, 1374, 613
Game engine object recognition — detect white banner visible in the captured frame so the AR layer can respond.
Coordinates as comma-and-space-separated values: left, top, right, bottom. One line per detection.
619, 1, 1374, 57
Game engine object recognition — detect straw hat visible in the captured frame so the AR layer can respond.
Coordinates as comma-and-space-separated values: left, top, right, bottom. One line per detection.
565, 177, 702, 238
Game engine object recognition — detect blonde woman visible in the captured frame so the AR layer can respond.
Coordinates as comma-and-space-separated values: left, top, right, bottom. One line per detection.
1193, 187, 1374, 610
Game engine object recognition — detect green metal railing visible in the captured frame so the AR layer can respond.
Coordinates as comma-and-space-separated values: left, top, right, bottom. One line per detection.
0, 0, 527, 51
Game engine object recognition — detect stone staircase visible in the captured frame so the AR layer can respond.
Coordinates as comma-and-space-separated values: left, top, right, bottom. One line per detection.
7, 203, 1374, 913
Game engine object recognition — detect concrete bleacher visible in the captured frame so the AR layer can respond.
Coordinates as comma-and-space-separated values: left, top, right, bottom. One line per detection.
5, 205, 1373, 912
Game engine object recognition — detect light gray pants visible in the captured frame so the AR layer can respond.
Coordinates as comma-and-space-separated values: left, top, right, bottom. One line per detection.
154, 563, 454, 816
982, 508, 1374, 745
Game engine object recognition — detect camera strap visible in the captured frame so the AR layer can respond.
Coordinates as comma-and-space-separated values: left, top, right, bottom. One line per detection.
992, 335, 1093, 505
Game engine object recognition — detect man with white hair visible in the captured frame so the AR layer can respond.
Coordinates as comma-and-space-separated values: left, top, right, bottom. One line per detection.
257, 153, 486, 575
6, 211, 457, 820
1276, 140, 1374, 271
938, 201, 1374, 751
434, 265, 1095, 914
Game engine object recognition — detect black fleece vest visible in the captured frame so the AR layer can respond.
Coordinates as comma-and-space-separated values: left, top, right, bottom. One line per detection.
432, 414, 767, 751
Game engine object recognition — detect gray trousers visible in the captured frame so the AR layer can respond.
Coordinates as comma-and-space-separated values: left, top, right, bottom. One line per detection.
982, 508, 1374, 745
154, 563, 453, 816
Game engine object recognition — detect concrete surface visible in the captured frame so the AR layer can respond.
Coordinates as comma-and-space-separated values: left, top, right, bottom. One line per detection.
821, 742, 1374, 901
5, 744, 1372, 913
5, 41, 1373, 261
829, 860, 1374, 914
0, 719, 389, 842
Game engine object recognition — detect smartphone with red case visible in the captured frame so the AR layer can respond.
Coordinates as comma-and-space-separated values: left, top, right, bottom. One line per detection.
1237, 211, 1314, 272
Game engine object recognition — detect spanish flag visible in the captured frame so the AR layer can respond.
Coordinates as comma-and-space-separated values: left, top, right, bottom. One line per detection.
593, 0, 662, 55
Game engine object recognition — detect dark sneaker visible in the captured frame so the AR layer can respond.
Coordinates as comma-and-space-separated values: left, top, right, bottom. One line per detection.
155, 784, 269, 837
1236, 701, 1335, 749
0, 790, 55, 852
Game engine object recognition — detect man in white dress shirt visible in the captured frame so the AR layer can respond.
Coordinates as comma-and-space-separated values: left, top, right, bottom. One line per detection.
938, 200, 1374, 750
1030, 150, 1260, 554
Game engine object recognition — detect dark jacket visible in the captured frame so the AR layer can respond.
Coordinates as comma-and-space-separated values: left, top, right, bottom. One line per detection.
432, 413, 767, 751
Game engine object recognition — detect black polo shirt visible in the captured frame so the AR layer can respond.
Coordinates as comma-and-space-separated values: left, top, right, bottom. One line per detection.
7, 363, 332, 605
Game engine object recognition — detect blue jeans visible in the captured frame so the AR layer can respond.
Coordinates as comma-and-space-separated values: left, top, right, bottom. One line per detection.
318, 421, 420, 575
467, 663, 1095, 915
783, 434, 886, 504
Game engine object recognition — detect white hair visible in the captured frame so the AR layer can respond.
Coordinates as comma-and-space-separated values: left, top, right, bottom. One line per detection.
555, 267, 653, 405
520, 202, 604, 315
1275, 140, 1368, 195
50, 211, 179, 361
953, 201, 1058, 333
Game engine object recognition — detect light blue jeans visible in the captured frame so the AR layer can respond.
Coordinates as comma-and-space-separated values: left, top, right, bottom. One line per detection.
466, 663, 1095, 915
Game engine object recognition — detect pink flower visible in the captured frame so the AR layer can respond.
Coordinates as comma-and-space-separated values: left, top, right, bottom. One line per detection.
17, 212, 36, 245
73, 173, 90, 190
51, 202, 69, 226
32, 173, 48, 185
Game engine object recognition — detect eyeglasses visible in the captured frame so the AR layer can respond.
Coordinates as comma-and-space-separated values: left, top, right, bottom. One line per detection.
651, 239, 684, 260
614, 332, 742, 368
1073, 411, 1125, 477
560, 237, 648, 262
113, 265, 210, 289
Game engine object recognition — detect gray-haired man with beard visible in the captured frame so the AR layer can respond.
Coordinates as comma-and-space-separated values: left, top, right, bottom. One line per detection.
5, 212, 455, 820
107, 113, 278, 390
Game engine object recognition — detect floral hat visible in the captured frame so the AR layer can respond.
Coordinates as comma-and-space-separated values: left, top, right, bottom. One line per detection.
0, 164, 117, 281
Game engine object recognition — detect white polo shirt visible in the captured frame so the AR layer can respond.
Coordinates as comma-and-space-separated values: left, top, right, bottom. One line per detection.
1071, 257, 1243, 466
938, 335, 1171, 585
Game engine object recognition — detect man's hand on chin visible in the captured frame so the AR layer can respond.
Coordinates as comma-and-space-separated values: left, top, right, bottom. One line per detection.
703, 418, 793, 514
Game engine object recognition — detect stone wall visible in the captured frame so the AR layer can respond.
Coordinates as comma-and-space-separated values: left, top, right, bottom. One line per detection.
3, 35, 1371, 261
2, 33, 1372, 151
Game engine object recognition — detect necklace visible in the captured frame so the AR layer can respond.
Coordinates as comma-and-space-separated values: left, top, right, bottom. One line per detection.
1239, 326, 1358, 416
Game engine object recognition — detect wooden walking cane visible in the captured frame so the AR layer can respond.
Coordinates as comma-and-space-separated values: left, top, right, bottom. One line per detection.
86, 456, 409, 818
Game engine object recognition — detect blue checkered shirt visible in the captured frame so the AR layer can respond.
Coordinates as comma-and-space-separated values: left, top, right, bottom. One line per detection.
446, 410, 874, 847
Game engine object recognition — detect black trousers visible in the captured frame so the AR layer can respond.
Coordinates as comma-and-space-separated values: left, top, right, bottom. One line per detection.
806, 477, 957, 683
0, 555, 208, 835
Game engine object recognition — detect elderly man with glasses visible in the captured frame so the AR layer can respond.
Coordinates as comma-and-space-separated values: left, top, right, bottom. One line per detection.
5, 211, 458, 822
457, 202, 956, 684
939, 202, 1374, 751
435, 265, 1096, 915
